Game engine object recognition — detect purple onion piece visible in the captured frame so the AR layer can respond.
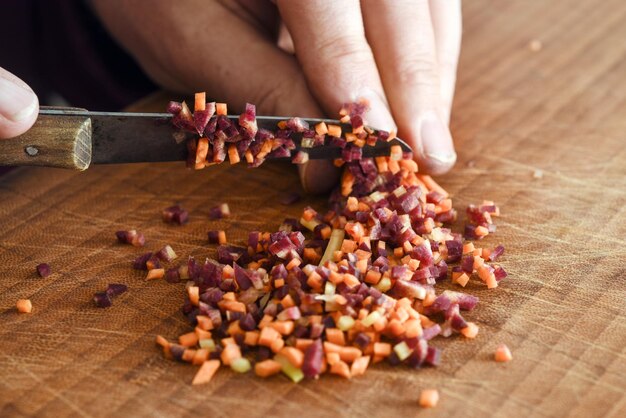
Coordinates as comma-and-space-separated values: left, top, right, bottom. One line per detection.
36, 263, 51, 278
106, 283, 128, 297
93, 292, 112, 308
302, 339, 323, 379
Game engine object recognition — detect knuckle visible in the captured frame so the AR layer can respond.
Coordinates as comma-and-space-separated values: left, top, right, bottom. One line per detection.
393, 54, 440, 88
317, 34, 373, 66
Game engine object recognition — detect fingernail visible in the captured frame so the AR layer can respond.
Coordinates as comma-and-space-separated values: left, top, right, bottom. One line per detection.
298, 160, 341, 195
356, 88, 396, 132
420, 111, 457, 171
0, 75, 38, 122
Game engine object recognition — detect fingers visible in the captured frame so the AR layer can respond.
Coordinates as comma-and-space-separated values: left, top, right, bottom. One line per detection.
429, 0, 462, 124
276, 0, 395, 131
0, 67, 39, 139
94, 0, 338, 193
361, 0, 456, 175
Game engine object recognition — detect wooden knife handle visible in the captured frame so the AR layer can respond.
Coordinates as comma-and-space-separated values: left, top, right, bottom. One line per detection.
0, 106, 92, 170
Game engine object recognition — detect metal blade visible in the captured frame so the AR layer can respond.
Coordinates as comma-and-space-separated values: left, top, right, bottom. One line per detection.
39, 109, 412, 164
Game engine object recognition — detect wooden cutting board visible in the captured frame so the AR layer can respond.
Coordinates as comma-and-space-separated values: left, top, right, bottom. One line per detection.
1, 1, 625, 417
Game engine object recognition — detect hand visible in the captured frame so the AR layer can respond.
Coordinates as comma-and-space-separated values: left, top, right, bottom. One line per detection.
92, 0, 460, 192
0, 67, 39, 139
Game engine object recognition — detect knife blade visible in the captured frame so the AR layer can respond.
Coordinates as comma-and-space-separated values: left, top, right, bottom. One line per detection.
3, 108, 412, 170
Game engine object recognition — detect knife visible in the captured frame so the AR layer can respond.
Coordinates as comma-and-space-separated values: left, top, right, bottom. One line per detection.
0, 107, 412, 170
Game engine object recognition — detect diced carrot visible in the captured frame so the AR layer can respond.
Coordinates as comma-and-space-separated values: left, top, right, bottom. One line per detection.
326, 351, 341, 366
327, 124, 342, 137
435, 199, 452, 214
323, 341, 343, 354
375, 156, 389, 172
228, 145, 240, 164
388, 319, 406, 337
155, 335, 170, 348
192, 360, 221, 385
461, 322, 479, 339
455, 273, 470, 287
274, 278, 285, 288
218, 230, 227, 245
245, 149, 254, 163
350, 355, 370, 377
399, 159, 418, 173
404, 318, 423, 338
194, 92, 206, 111
417, 174, 449, 198
244, 331, 260, 346
195, 137, 209, 168
315, 122, 328, 135
195, 328, 212, 341
281, 294, 295, 308
494, 343, 513, 362
295, 338, 314, 351
285, 258, 301, 271
179, 332, 199, 347
16, 299, 32, 313
485, 274, 498, 289
221, 337, 237, 346
345, 132, 357, 142
270, 320, 294, 336
182, 349, 196, 362
365, 270, 382, 285
218, 300, 246, 313
481, 248, 492, 260
279, 346, 304, 368
330, 360, 351, 379
196, 315, 214, 331
339, 347, 362, 363
388, 159, 400, 174
270, 337, 285, 353
255, 359, 282, 378
419, 389, 439, 408
373, 342, 392, 357
188, 286, 199, 306
227, 321, 243, 336
326, 328, 346, 346
192, 348, 209, 365
220, 343, 242, 366
475, 225, 489, 237
343, 274, 360, 288
258, 326, 281, 347
216, 103, 227, 115
146, 268, 165, 280
463, 242, 475, 254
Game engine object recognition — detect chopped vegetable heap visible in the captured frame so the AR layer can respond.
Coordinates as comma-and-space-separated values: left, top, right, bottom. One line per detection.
150, 94, 509, 385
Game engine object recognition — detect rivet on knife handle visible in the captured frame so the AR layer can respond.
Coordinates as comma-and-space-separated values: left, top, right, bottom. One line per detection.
0, 107, 92, 170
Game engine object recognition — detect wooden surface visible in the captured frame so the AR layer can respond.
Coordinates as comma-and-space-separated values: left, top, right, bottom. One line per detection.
0, 111, 91, 170
1, 1, 625, 417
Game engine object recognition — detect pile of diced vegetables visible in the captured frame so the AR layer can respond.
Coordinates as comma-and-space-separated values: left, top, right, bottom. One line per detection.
116, 93, 508, 385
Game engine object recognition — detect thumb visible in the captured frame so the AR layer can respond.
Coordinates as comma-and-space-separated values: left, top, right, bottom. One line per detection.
0, 67, 39, 139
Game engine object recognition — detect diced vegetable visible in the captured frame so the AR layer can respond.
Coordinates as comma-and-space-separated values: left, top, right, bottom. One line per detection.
494, 343, 513, 362
147, 96, 510, 385
16, 299, 32, 313
419, 389, 439, 408
36, 263, 51, 278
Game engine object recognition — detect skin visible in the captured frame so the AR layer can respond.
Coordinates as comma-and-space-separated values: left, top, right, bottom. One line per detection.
1, 0, 462, 193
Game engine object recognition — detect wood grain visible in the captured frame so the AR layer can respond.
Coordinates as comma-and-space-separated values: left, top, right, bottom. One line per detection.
0, 111, 91, 170
1, 1, 625, 417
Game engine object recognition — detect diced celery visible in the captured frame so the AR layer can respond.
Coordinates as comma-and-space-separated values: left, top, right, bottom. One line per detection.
199, 339, 216, 351
393, 341, 413, 361
337, 315, 355, 331
375, 277, 392, 292
230, 357, 251, 373
274, 354, 304, 383
362, 310, 381, 327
